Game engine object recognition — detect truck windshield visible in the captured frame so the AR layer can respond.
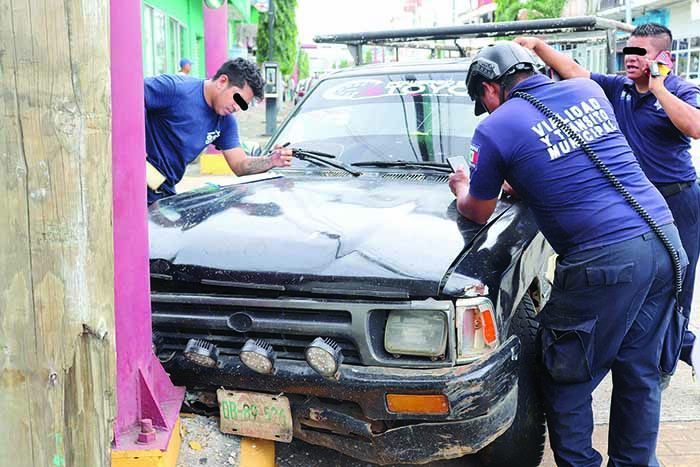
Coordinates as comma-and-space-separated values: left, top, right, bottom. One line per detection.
271, 72, 483, 167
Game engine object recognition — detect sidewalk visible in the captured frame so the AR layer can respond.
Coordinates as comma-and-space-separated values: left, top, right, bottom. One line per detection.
541, 419, 700, 467
540, 296, 700, 467
234, 97, 295, 148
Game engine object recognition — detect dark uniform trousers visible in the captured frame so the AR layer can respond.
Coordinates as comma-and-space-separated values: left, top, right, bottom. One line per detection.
538, 223, 687, 467
661, 182, 700, 364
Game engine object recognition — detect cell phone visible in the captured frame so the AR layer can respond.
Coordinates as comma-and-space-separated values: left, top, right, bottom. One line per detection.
649, 61, 661, 78
447, 155, 469, 173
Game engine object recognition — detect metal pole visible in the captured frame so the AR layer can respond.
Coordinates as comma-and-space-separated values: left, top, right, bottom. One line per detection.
348, 44, 361, 65
265, 0, 278, 135
625, 0, 632, 25
268, 0, 274, 61
607, 29, 616, 74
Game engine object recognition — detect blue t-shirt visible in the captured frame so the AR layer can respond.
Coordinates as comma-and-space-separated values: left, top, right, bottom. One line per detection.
145, 74, 240, 195
591, 72, 700, 184
469, 74, 672, 255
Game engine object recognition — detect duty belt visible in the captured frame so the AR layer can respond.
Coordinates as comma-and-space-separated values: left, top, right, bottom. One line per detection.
654, 181, 693, 198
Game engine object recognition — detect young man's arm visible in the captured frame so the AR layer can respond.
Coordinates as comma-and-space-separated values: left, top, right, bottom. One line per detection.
515, 37, 591, 79
649, 69, 700, 139
222, 146, 293, 176
218, 115, 292, 175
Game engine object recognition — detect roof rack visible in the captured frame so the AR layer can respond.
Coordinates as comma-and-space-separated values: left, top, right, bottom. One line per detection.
313, 16, 634, 73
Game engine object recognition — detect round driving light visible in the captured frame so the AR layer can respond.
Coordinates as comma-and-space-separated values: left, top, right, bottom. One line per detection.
305, 337, 343, 378
239, 339, 276, 375
183, 339, 219, 368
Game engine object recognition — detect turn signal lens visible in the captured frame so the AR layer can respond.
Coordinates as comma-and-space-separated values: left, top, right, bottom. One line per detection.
456, 297, 499, 361
386, 394, 449, 414
480, 309, 497, 345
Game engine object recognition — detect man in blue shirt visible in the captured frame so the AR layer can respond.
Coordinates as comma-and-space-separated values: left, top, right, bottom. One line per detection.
517, 23, 700, 380
451, 41, 686, 467
145, 58, 292, 204
177, 58, 191, 75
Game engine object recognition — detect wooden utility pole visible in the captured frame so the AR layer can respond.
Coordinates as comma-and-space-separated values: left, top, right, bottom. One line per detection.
0, 1, 116, 466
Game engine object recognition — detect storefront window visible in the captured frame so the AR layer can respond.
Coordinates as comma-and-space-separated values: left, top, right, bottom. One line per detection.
153, 9, 167, 75
672, 36, 700, 80
143, 6, 154, 76
678, 52, 689, 77
690, 50, 700, 80
169, 18, 185, 74
143, 4, 187, 77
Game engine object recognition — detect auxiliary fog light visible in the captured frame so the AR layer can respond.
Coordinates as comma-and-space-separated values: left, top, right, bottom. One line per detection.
305, 337, 344, 379
183, 338, 219, 368
240, 339, 277, 375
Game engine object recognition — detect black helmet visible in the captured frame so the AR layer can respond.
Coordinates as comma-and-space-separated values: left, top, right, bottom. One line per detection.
466, 41, 538, 116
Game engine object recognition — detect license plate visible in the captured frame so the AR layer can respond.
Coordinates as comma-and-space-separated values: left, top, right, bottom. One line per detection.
217, 389, 293, 442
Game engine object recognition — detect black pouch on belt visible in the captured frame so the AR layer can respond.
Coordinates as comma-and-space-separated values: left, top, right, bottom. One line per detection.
656, 181, 692, 198
660, 304, 688, 375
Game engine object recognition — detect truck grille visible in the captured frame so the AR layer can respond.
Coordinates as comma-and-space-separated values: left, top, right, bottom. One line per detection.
151, 293, 455, 368
152, 297, 362, 364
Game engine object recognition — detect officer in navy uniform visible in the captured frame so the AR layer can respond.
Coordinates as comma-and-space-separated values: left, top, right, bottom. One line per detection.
517, 23, 700, 379
449, 41, 687, 467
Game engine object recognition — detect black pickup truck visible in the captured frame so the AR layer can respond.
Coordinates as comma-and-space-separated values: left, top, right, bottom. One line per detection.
149, 17, 632, 467
150, 17, 638, 464
149, 58, 554, 466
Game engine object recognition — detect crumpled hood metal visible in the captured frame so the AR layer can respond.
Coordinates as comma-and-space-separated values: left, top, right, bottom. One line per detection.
148, 175, 507, 297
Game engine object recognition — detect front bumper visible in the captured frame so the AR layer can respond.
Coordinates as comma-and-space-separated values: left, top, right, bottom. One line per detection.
165, 336, 520, 464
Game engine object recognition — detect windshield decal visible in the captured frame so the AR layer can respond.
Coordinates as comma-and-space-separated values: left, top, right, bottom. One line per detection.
323, 79, 469, 101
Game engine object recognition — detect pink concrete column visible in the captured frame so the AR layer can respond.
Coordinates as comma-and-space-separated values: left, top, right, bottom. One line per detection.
204, 1, 229, 78
204, 2, 230, 155
110, 0, 184, 451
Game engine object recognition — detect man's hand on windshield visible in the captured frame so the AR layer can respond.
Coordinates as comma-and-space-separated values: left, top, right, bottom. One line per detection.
449, 167, 469, 197
269, 145, 293, 168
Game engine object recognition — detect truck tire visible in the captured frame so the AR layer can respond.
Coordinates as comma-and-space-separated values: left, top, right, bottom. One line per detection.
478, 294, 546, 467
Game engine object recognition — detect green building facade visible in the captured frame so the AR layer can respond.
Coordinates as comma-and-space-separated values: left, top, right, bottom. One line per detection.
141, 0, 260, 78
142, 0, 206, 77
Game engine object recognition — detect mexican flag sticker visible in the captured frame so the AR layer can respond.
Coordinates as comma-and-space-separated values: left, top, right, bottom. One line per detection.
469, 144, 480, 166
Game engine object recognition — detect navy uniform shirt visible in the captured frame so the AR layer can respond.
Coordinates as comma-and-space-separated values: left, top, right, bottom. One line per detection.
591, 72, 700, 184
469, 74, 672, 255
145, 74, 240, 196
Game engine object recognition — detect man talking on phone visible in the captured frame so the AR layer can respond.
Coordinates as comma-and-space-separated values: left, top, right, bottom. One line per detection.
517, 23, 700, 380
145, 58, 293, 204
450, 40, 686, 467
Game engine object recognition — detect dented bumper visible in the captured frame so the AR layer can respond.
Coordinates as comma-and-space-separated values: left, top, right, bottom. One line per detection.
164, 336, 519, 464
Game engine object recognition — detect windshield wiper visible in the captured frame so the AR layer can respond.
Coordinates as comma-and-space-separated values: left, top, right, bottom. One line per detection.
292, 148, 362, 177
351, 160, 452, 173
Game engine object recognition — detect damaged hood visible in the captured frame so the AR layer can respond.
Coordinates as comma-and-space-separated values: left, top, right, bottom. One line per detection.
148, 174, 505, 298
